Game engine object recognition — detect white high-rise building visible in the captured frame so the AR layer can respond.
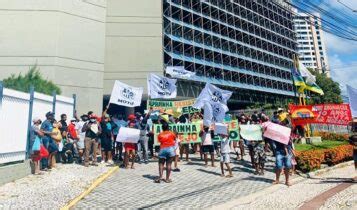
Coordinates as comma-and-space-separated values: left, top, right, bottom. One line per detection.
294, 11, 330, 76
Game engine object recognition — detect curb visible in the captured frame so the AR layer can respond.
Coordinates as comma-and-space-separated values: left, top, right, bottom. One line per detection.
60, 166, 119, 210
208, 161, 354, 210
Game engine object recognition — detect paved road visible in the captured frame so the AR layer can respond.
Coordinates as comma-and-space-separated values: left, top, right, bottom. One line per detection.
75, 154, 278, 209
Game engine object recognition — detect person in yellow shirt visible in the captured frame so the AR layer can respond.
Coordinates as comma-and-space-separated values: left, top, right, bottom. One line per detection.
277, 108, 289, 125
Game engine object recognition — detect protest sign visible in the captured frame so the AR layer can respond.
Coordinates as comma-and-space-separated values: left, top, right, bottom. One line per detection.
166, 66, 195, 78
109, 81, 143, 107
153, 120, 240, 145
262, 122, 291, 145
212, 120, 240, 142
147, 99, 200, 114
289, 104, 352, 126
154, 123, 201, 145
214, 123, 228, 135
239, 124, 262, 141
116, 127, 140, 143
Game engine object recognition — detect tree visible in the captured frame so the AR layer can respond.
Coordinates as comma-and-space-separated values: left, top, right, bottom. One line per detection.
308, 69, 342, 104
3, 66, 61, 95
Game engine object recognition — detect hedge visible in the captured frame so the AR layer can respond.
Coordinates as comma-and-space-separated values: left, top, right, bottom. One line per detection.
295, 144, 353, 173
312, 131, 349, 141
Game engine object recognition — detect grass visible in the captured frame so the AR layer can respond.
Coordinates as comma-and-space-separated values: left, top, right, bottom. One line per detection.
295, 140, 348, 152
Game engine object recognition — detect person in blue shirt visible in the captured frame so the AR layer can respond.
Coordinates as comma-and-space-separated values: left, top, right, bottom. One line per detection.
40, 112, 57, 170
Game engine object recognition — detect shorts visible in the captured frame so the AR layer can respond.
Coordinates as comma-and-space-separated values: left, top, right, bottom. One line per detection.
202, 145, 214, 154
276, 152, 292, 170
158, 146, 176, 159
124, 143, 136, 151
76, 139, 85, 150
101, 138, 112, 152
220, 153, 230, 163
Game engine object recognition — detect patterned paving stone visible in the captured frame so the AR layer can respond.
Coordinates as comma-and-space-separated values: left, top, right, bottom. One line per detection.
75, 154, 278, 209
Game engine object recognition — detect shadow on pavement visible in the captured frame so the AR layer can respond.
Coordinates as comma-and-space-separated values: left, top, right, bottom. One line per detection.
196, 168, 222, 176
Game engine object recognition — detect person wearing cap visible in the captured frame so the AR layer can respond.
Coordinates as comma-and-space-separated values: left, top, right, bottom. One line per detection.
100, 113, 114, 165
40, 111, 57, 170
30, 118, 44, 175
82, 115, 102, 167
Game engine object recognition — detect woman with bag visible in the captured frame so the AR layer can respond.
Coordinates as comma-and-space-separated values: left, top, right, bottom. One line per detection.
30, 118, 45, 175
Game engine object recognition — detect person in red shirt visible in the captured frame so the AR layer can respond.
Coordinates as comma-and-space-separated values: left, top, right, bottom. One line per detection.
155, 122, 176, 183
124, 114, 137, 169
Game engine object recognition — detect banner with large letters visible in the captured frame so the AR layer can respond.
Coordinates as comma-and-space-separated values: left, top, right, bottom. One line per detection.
147, 99, 200, 115
289, 104, 352, 126
109, 81, 143, 107
153, 120, 240, 145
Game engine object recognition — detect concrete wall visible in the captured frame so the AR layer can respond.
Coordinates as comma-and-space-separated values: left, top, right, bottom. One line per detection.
0, 0, 107, 114
104, 0, 164, 98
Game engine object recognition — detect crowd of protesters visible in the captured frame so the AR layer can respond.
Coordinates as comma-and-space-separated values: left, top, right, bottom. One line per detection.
29, 107, 303, 186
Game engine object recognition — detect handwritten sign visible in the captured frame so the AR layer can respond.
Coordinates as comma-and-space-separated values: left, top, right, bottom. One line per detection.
262, 122, 291, 145
116, 127, 140, 143
239, 125, 262, 141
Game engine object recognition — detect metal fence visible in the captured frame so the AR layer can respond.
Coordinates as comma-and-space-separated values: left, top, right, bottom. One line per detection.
0, 82, 76, 165
310, 124, 350, 134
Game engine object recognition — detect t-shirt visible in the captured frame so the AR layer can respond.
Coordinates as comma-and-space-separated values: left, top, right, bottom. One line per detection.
75, 121, 86, 141
59, 120, 68, 133
41, 120, 53, 140
158, 131, 176, 149
68, 123, 78, 139
30, 125, 40, 143
112, 119, 128, 136
220, 137, 230, 153
201, 132, 213, 146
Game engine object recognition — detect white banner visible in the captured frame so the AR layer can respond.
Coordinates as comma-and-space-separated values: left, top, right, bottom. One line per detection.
214, 123, 228, 135
116, 127, 141, 143
193, 83, 232, 109
109, 81, 143, 107
166, 66, 195, 78
347, 85, 357, 117
148, 74, 177, 99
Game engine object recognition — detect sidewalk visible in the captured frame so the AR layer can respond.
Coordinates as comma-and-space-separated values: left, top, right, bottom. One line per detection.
0, 163, 111, 209
212, 163, 356, 210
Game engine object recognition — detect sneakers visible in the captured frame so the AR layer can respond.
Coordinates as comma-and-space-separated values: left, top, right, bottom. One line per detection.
106, 160, 114, 166
172, 168, 181, 172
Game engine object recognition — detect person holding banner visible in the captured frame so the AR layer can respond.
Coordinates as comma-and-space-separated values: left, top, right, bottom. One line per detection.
155, 122, 176, 183
124, 115, 138, 169
200, 126, 215, 167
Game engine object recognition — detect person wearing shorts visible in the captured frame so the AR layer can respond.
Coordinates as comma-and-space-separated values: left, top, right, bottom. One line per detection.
220, 133, 233, 177
155, 122, 176, 183
200, 126, 215, 167
273, 140, 292, 186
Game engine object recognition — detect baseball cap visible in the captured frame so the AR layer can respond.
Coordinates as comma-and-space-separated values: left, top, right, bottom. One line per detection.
46, 111, 55, 117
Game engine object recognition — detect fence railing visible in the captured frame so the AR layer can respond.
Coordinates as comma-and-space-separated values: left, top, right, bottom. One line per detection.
0, 82, 76, 165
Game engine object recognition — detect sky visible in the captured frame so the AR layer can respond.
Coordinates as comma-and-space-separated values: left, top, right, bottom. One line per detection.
293, 0, 357, 95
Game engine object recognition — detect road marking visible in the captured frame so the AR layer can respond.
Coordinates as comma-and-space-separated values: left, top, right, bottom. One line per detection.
60, 166, 119, 210
299, 178, 356, 210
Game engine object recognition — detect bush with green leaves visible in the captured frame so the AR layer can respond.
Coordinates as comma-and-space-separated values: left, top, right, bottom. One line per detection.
2, 66, 61, 95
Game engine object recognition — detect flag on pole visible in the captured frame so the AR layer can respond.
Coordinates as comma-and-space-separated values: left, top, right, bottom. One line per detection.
297, 61, 324, 95
109, 81, 143, 107
148, 74, 177, 99
195, 83, 232, 125
193, 83, 232, 109
347, 85, 357, 117
165, 66, 195, 79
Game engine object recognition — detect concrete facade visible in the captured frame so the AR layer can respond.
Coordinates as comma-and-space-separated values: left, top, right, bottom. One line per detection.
104, 0, 163, 99
0, 0, 106, 114
294, 11, 330, 76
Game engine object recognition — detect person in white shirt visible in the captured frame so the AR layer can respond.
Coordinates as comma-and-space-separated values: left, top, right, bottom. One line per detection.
220, 133, 233, 178
199, 126, 215, 167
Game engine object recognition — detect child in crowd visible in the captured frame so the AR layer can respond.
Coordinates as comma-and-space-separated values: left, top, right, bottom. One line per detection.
252, 140, 267, 175
173, 134, 181, 172
200, 126, 215, 167
220, 132, 233, 178
124, 114, 137, 169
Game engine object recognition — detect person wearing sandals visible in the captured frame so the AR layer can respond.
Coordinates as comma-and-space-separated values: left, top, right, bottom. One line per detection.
220, 132, 233, 178
155, 122, 176, 183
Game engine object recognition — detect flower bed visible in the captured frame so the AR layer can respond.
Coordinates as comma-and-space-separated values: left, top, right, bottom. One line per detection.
312, 131, 349, 141
295, 144, 353, 173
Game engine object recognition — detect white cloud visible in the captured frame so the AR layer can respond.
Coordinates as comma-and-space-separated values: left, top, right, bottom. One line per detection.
324, 32, 357, 54
329, 54, 357, 94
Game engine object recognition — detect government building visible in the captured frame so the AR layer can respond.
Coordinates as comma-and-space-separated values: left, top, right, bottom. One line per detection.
0, 0, 297, 113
